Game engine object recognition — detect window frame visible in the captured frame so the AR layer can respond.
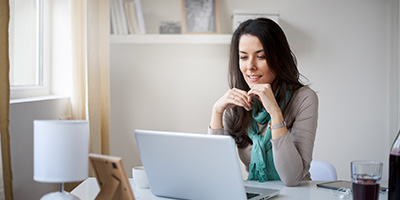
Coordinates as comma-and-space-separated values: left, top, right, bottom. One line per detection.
10, 0, 50, 100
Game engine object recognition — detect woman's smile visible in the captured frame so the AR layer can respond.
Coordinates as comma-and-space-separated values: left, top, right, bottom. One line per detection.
248, 75, 262, 81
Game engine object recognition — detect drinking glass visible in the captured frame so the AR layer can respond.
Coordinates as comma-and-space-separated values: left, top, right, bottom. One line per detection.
351, 161, 383, 200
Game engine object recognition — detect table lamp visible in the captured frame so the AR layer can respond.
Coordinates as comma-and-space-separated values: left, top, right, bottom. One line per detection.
34, 120, 89, 200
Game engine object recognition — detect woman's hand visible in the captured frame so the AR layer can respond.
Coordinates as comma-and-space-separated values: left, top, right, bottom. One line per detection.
248, 84, 287, 139
247, 84, 280, 114
210, 88, 252, 129
213, 88, 252, 114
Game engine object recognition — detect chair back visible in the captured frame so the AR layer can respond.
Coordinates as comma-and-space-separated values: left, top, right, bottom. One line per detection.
309, 160, 337, 181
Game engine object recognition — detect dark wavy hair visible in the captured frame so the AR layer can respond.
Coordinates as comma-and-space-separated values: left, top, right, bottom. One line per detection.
226, 18, 304, 148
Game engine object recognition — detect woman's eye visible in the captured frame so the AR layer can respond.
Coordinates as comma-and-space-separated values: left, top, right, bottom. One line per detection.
257, 55, 266, 59
240, 56, 248, 59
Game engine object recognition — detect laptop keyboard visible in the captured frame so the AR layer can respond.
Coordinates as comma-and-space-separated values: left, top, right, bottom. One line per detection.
246, 192, 260, 199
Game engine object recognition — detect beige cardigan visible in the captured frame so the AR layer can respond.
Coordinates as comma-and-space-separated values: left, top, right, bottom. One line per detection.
208, 86, 318, 186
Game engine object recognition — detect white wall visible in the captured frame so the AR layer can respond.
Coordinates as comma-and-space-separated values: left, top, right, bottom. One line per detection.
110, 0, 398, 182
110, 43, 230, 171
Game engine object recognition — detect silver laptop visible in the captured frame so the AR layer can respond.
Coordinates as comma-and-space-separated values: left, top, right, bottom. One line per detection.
134, 129, 280, 200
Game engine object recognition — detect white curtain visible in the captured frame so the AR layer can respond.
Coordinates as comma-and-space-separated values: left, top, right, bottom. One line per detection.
49, 0, 110, 176
56, 1, 110, 186
85, 0, 111, 156
69, 0, 111, 164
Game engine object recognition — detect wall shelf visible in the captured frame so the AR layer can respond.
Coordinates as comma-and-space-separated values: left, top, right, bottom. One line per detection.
110, 34, 232, 45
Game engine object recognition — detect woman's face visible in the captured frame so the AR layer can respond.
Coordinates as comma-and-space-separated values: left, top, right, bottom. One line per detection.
238, 34, 276, 88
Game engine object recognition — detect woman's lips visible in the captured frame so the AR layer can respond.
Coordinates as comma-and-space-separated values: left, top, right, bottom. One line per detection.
248, 75, 262, 81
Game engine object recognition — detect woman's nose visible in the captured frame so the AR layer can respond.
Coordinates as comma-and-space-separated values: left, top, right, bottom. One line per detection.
247, 57, 257, 70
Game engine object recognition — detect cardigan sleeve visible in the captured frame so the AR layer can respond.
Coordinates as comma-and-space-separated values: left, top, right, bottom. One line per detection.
208, 110, 231, 136
207, 127, 225, 135
271, 87, 319, 186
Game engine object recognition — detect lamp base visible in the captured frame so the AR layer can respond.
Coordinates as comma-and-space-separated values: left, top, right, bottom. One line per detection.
40, 191, 80, 200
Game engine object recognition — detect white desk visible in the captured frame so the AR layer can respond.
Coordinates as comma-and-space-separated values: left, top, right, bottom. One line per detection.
72, 177, 388, 200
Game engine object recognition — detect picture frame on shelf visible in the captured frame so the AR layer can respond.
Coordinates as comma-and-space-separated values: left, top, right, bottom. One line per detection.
181, 0, 220, 34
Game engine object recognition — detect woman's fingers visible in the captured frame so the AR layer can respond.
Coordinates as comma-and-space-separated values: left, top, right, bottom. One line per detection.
247, 84, 279, 113
214, 87, 258, 113
230, 88, 252, 111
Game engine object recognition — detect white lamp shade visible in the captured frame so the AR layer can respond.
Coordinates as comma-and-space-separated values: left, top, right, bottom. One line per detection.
34, 120, 89, 183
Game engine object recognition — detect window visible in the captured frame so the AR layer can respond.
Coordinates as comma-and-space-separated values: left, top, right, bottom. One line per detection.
9, 0, 49, 99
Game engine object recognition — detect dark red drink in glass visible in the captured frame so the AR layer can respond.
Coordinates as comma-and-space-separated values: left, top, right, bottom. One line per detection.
351, 161, 382, 200
352, 178, 379, 200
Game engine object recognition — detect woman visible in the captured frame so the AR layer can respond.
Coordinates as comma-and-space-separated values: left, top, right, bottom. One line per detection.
208, 18, 318, 186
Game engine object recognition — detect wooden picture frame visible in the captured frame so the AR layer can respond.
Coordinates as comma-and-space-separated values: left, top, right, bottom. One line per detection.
89, 154, 135, 200
181, 0, 220, 34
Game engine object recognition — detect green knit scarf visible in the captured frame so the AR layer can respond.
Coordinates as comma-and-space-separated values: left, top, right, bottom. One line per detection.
247, 89, 291, 182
